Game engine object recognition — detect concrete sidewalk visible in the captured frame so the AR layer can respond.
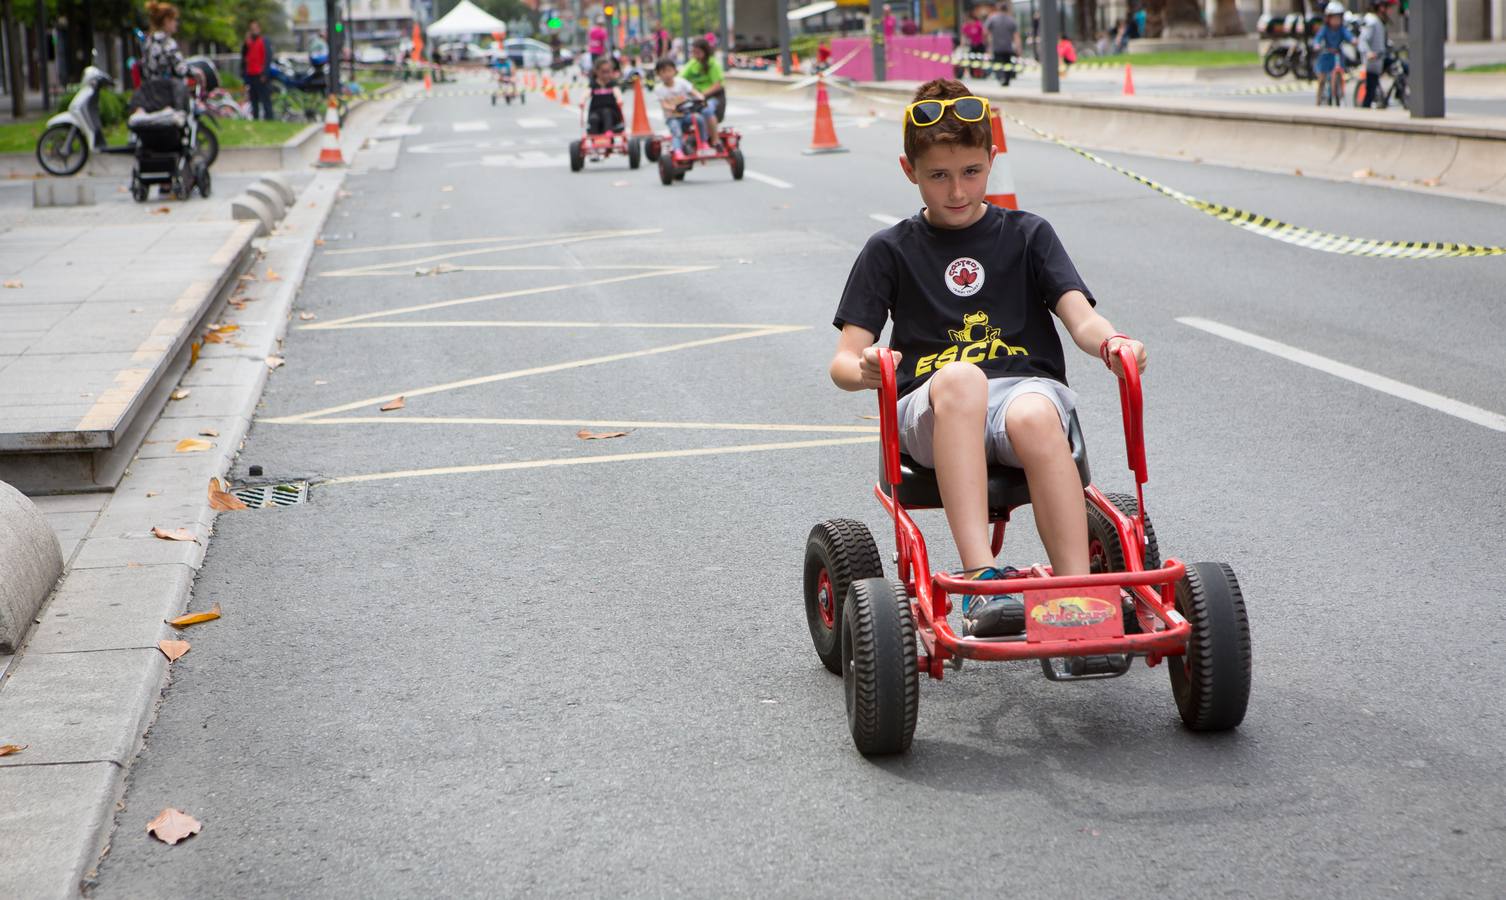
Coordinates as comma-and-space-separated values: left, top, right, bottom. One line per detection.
0, 86, 419, 899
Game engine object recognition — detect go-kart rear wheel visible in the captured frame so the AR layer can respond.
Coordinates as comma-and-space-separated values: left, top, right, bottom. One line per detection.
1169, 562, 1252, 732
1087, 492, 1161, 634
842, 578, 919, 756
628, 137, 642, 170
568, 139, 584, 172
729, 148, 745, 180
804, 519, 883, 674
644, 137, 660, 162
658, 153, 675, 185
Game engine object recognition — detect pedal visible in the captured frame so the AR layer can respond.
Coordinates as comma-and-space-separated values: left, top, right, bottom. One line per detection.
964, 596, 1025, 638
1040, 654, 1132, 682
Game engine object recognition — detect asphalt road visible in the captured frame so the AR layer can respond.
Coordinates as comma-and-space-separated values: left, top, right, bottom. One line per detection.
94, 79, 1506, 897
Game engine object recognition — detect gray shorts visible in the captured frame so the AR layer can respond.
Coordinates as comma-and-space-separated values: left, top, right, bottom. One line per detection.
896, 375, 1078, 469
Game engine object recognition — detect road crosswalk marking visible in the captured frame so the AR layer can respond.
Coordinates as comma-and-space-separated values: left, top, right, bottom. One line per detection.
452, 120, 489, 132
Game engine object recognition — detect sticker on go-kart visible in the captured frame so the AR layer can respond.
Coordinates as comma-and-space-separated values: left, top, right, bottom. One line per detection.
1023, 586, 1124, 643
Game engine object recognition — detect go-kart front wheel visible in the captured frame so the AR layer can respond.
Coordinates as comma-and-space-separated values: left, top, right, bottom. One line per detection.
657, 153, 675, 185
804, 519, 883, 674
842, 578, 918, 756
1170, 562, 1252, 732
644, 138, 660, 162
568, 140, 584, 172
729, 148, 745, 180
628, 137, 642, 170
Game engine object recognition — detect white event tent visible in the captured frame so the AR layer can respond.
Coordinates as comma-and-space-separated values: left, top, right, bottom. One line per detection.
426, 0, 508, 38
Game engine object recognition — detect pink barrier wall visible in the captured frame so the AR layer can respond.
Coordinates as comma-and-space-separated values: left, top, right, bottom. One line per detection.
829, 35, 955, 82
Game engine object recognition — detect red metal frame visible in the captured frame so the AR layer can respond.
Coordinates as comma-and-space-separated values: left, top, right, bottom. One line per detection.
872, 347, 1191, 679
575, 98, 634, 161
655, 104, 742, 168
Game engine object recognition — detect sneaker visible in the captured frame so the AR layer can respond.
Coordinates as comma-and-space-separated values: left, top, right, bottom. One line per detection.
960, 566, 1026, 638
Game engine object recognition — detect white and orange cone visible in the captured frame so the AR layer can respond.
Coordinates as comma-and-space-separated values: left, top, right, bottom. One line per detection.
802, 75, 847, 155
984, 110, 1016, 209
316, 96, 345, 167
423, 69, 433, 93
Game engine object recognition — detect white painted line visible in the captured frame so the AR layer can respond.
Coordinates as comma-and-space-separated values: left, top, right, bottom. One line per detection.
1178, 316, 1506, 433
869, 213, 902, 226
452, 120, 489, 132
277, 416, 878, 434
744, 170, 793, 190
517, 117, 557, 129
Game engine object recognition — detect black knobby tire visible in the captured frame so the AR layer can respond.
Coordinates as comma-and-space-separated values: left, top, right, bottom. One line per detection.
628, 137, 642, 170
194, 125, 219, 168
1087, 492, 1161, 634
197, 166, 212, 198
36, 123, 88, 176
1263, 48, 1291, 79
568, 140, 584, 172
658, 153, 675, 185
1169, 562, 1252, 732
803, 519, 883, 674
644, 137, 660, 162
521, 92, 527, 105
673, 169, 686, 181
729, 148, 744, 180
1294, 53, 1314, 81
842, 579, 919, 756
492, 93, 498, 105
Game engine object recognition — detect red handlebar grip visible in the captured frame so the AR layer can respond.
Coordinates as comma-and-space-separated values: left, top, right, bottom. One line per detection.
877, 349, 903, 486
1115, 345, 1147, 485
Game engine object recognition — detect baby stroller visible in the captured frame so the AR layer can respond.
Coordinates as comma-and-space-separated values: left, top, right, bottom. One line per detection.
126, 67, 214, 202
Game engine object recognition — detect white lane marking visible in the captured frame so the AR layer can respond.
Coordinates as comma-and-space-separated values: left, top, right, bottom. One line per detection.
1178, 317, 1506, 434
744, 170, 793, 189
480, 151, 565, 168
452, 120, 489, 133
517, 117, 557, 129
374, 124, 423, 138
276, 416, 878, 434
869, 214, 902, 226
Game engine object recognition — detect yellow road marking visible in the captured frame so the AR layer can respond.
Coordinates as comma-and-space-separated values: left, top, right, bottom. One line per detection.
324, 264, 683, 278
322, 436, 879, 486
321, 229, 657, 256
268, 325, 805, 422
305, 267, 715, 328
321, 229, 663, 277
272, 415, 879, 434
301, 319, 803, 330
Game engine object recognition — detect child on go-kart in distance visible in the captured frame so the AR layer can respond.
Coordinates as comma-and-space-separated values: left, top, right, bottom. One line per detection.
652, 57, 713, 154
586, 56, 625, 135
829, 78, 1149, 638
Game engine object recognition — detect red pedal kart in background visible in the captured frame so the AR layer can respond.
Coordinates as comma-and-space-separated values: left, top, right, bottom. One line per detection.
803, 347, 1252, 755
568, 98, 641, 172
645, 98, 744, 185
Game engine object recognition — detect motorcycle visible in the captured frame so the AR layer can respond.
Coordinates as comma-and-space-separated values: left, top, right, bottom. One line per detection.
35, 65, 136, 176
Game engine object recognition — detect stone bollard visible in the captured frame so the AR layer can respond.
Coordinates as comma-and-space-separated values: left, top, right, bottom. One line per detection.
0, 481, 64, 653
245, 182, 287, 221
230, 192, 275, 237
258, 173, 297, 207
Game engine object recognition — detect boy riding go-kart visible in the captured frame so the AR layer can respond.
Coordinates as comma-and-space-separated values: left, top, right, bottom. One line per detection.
808, 80, 1252, 756
569, 55, 642, 171
646, 56, 743, 185
491, 53, 522, 106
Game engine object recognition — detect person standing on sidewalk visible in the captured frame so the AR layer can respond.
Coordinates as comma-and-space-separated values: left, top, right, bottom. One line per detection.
985, 3, 1020, 86
142, 2, 188, 82
1357, 0, 1392, 108
241, 20, 273, 120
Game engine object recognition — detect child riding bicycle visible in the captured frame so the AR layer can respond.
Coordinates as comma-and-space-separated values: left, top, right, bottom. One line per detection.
1312, 1, 1350, 105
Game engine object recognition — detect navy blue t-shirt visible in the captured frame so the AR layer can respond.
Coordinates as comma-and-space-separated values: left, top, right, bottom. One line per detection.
833, 205, 1094, 398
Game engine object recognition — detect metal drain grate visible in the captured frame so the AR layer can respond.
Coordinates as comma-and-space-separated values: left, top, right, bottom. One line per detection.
231, 482, 309, 508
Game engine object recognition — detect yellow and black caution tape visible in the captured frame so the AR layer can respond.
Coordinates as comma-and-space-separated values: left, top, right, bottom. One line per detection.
1009, 115, 1506, 259
1227, 81, 1311, 95
907, 48, 1036, 74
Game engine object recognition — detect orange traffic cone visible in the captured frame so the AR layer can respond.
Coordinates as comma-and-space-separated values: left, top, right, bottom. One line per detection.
1356, 81, 1367, 105
802, 75, 847, 155
1122, 63, 1135, 96
423, 69, 433, 93
316, 96, 345, 167
792, 50, 802, 73
560, 85, 571, 106
629, 76, 653, 137
984, 110, 1017, 209
545, 80, 558, 101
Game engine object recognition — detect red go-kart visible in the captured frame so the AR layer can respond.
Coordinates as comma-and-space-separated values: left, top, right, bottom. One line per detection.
646, 99, 744, 185
803, 347, 1252, 755
568, 98, 642, 172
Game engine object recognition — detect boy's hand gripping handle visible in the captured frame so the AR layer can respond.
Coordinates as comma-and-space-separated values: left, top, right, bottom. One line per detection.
876, 349, 903, 487
1115, 345, 1148, 486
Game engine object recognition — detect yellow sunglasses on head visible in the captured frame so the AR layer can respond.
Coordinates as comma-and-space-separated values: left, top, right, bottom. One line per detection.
904, 95, 990, 128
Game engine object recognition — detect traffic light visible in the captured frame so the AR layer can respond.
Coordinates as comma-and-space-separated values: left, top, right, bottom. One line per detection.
604, 5, 615, 16
547, 15, 562, 28
333, 22, 344, 33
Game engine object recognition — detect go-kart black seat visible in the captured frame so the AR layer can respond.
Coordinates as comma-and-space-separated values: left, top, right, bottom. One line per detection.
886, 409, 1091, 518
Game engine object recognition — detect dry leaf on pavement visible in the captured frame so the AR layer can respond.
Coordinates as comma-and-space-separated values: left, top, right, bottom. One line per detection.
314, 238, 325, 246
151, 526, 197, 542
239, 273, 257, 282
145, 490, 160, 498
2, 280, 21, 289
1352, 167, 1374, 179
1419, 177, 1441, 187
202, 330, 224, 343
576, 430, 629, 440
199, 428, 219, 437
266, 270, 282, 281
157, 640, 190, 662
208, 323, 238, 334
147, 808, 202, 845
166, 605, 220, 628
207, 478, 247, 511
380, 396, 405, 411
298, 311, 317, 321
150, 206, 171, 215
859, 415, 880, 420
265, 356, 285, 370
170, 389, 191, 401
175, 438, 213, 453
0, 744, 27, 756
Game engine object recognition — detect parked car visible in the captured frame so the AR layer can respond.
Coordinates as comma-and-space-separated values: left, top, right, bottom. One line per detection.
437, 41, 488, 63
355, 45, 393, 65
502, 37, 553, 70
